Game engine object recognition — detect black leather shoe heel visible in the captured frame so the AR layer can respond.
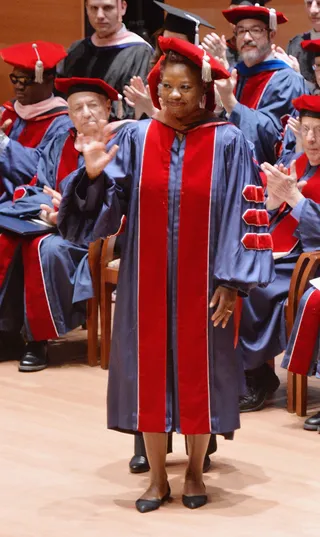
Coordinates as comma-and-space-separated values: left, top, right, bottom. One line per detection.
19, 341, 48, 372
135, 486, 171, 513
129, 455, 150, 474
304, 412, 320, 431
182, 494, 208, 509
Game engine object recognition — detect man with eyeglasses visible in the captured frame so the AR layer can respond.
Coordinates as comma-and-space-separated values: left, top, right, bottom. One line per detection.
58, 0, 153, 121
213, 5, 307, 165
239, 93, 320, 413
0, 41, 72, 205
0, 77, 123, 371
287, 0, 320, 85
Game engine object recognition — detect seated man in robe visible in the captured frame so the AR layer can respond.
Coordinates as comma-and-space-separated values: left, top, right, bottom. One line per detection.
0, 41, 71, 204
282, 284, 320, 431
0, 77, 122, 371
238, 94, 320, 412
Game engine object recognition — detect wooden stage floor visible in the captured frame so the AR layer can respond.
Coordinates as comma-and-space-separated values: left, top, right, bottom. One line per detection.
1, 330, 320, 537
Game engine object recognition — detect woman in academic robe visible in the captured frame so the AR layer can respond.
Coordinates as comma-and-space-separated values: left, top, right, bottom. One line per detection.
58, 37, 275, 512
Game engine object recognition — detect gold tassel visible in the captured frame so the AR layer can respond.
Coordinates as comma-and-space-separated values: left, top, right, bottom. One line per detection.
202, 53, 212, 83
32, 43, 44, 84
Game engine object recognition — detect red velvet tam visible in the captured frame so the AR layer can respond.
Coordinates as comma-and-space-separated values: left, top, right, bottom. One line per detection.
147, 37, 229, 111
222, 6, 287, 27
293, 94, 320, 114
55, 77, 120, 101
301, 39, 320, 55
0, 41, 66, 70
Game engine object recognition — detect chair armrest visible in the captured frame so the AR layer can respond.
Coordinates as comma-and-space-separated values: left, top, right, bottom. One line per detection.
286, 251, 320, 335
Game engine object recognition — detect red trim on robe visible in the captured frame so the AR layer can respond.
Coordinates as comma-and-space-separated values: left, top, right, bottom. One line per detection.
22, 235, 59, 341
271, 153, 320, 253
0, 234, 21, 287
243, 209, 269, 226
176, 128, 216, 434
55, 130, 80, 190
242, 185, 264, 203
242, 233, 273, 250
137, 121, 175, 432
237, 70, 276, 109
13, 187, 27, 201
288, 289, 320, 375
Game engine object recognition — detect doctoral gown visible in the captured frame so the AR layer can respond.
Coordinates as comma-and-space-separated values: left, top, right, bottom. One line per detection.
58, 118, 274, 436
0, 129, 92, 341
58, 30, 153, 121
238, 153, 320, 371
0, 100, 72, 204
230, 60, 308, 165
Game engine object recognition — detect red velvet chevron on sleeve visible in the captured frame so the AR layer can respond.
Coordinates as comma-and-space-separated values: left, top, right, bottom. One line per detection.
242, 209, 269, 227
242, 185, 264, 203
241, 233, 273, 250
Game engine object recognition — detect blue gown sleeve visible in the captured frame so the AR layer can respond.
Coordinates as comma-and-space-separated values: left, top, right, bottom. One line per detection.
58, 124, 135, 246
213, 127, 275, 295
230, 69, 308, 164
0, 115, 72, 186
295, 199, 320, 251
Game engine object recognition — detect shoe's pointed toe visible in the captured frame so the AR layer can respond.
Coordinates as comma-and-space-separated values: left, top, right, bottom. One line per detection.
135, 487, 171, 513
182, 494, 208, 509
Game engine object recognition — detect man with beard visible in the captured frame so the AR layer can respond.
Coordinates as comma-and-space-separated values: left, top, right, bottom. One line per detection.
0, 41, 71, 204
58, 0, 153, 121
287, 0, 320, 85
0, 77, 120, 371
213, 5, 308, 164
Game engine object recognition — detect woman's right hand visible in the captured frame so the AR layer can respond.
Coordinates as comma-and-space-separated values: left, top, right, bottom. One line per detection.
76, 119, 119, 180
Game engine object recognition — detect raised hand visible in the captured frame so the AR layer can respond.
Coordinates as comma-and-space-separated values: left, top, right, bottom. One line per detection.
214, 68, 238, 114
202, 33, 229, 69
271, 45, 300, 73
123, 76, 157, 118
0, 110, 13, 132
210, 286, 238, 328
76, 119, 119, 180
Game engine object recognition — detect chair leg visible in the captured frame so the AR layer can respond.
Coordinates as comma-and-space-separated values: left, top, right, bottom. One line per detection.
296, 374, 308, 417
87, 294, 99, 367
100, 282, 113, 370
287, 371, 296, 413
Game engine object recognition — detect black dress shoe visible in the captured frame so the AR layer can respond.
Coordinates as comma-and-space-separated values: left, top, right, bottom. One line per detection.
203, 454, 211, 473
239, 363, 280, 413
19, 341, 48, 372
182, 493, 207, 509
135, 485, 171, 513
304, 411, 320, 431
129, 455, 150, 474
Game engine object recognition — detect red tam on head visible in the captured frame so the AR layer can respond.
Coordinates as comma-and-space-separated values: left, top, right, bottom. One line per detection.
222, 6, 287, 29
293, 95, 320, 114
0, 41, 67, 83
55, 77, 120, 102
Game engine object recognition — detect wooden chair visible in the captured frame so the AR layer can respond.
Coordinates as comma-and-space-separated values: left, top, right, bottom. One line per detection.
86, 239, 103, 366
286, 251, 320, 416
100, 236, 120, 369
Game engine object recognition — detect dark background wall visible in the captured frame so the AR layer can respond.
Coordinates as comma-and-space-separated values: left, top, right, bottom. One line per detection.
0, 0, 310, 104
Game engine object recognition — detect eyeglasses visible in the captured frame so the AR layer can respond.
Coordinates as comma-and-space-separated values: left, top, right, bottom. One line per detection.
234, 26, 269, 39
301, 125, 320, 139
9, 74, 35, 88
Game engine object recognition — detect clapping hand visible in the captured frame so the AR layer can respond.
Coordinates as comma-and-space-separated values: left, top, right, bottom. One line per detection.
271, 45, 300, 73
0, 110, 12, 133
287, 116, 303, 153
261, 160, 305, 209
123, 76, 157, 118
76, 119, 119, 180
201, 33, 229, 69
39, 186, 62, 226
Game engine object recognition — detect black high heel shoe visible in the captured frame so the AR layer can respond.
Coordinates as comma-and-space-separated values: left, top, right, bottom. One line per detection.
135, 485, 171, 513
